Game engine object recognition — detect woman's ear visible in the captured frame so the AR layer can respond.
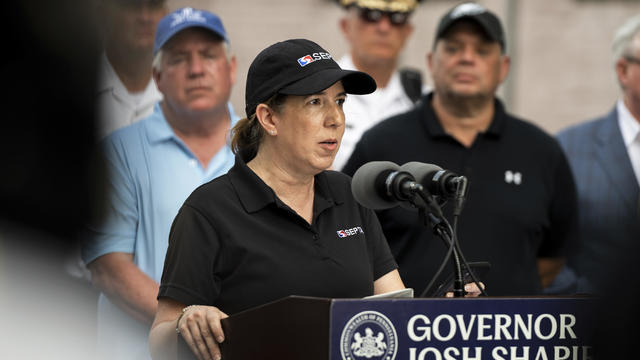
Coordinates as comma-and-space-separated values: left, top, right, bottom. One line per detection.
255, 103, 278, 136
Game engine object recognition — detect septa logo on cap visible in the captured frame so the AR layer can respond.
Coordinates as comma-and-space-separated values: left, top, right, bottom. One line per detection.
297, 55, 314, 67
296, 52, 333, 67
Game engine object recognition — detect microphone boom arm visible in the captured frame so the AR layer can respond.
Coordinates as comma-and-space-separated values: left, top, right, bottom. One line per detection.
415, 188, 466, 297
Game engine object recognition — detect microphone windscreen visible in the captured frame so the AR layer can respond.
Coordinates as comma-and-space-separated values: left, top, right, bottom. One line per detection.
351, 161, 400, 210
400, 162, 443, 183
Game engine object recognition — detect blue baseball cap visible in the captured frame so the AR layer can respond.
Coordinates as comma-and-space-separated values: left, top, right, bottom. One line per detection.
153, 7, 228, 54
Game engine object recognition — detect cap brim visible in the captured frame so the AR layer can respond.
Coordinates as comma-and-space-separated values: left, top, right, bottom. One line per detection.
279, 68, 376, 96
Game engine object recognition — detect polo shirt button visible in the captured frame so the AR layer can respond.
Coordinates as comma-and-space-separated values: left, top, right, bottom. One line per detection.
188, 159, 198, 167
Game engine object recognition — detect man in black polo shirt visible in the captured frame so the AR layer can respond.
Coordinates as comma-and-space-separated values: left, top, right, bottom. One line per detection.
343, 3, 578, 296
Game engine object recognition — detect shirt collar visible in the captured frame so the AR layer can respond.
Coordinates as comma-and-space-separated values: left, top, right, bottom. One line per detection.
229, 150, 342, 214
617, 99, 640, 147
145, 102, 241, 144
338, 54, 356, 71
97, 52, 124, 94
381, 71, 405, 98
145, 102, 176, 143
422, 92, 507, 139
98, 52, 162, 107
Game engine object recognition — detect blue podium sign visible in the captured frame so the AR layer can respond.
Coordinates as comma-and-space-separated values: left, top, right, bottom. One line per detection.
330, 298, 596, 360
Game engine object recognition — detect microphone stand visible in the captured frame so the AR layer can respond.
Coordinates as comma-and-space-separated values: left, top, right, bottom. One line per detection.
448, 177, 487, 296
449, 176, 468, 297
414, 178, 488, 298
412, 188, 466, 297
373, 168, 486, 297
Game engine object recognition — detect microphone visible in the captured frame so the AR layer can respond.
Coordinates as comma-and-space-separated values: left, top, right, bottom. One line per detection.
351, 161, 423, 210
400, 162, 469, 216
399, 162, 466, 198
353, 163, 477, 297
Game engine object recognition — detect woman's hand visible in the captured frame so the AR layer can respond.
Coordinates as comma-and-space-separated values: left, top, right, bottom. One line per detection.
445, 282, 485, 298
177, 305, 229, 360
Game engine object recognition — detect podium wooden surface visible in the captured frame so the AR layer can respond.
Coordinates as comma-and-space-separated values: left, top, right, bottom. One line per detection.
221, 296, 333, 360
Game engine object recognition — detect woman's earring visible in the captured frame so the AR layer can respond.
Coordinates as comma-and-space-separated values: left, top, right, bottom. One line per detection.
270, 130, 276, 135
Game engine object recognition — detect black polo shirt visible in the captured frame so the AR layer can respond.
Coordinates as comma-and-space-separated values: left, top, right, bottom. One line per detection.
343, 93, 577, 296
158, 152, 397, 314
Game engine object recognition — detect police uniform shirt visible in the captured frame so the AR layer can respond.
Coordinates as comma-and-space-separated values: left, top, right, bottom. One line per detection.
342, 93, 578, 296
333, 54, 417, 170
159, 151, 398, 314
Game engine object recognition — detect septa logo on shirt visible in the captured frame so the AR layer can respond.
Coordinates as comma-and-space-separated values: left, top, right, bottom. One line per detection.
337, 227, 364, 238
297, 52, 333, 67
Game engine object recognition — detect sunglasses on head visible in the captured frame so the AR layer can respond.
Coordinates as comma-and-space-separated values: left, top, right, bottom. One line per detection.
358, 8, 410, 26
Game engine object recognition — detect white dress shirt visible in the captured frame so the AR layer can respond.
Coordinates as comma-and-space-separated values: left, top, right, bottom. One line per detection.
617, 99, 640, 187
96, 53, 163, 138
333, 54, 417, 170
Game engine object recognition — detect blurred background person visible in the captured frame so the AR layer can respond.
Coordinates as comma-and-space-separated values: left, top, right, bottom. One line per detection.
66, 0, 169, 289
97, 0, 167, 137
82, 8, 238, 359
343, 3, 577, 297
333, 0, 426, 170
0, 1, 101, 359
547, 14, 640, 295
584, 16, 640, 359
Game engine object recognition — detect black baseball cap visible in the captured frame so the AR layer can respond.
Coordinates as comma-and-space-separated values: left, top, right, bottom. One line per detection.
245, 39, 376, 118
435, 3, 505, 52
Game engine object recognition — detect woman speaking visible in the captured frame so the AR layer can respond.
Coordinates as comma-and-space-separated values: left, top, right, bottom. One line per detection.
149, 39, 406, 360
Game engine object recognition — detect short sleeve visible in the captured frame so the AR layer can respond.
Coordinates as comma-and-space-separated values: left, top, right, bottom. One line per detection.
158, 204, 222, 306
82, 138, 138, 265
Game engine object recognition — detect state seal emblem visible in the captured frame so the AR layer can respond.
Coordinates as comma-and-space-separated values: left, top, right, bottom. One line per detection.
340, 311, 397, 360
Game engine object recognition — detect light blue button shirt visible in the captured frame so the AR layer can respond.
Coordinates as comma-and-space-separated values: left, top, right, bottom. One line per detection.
83, 102, 238, 360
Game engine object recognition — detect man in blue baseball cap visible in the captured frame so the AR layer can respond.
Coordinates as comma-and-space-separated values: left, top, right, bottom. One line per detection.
83, 7, 238, 359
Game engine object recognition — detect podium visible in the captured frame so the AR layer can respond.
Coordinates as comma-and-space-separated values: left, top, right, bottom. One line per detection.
180, 296, 597, 359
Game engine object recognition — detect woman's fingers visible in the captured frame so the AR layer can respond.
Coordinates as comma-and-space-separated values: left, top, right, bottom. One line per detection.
206, 309, 228, 344
198, 319, 221, 360
445, 282, 486, 297
178, 306, 227, 360
179, 319, 206, 360
464, 282, 486, 297
186, 310, 211, 360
